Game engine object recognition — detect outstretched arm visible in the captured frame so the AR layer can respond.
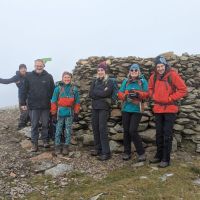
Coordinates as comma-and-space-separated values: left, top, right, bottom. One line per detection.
0, 75, 19, 84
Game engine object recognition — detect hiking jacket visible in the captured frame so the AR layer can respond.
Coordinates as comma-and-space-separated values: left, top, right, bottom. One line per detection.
0, 71, 26, 98
148, 68, 187, 113
20, 70, 54, 110
51, 82, 80, 117
118, 75, 148, 113
89, 76, 114, 110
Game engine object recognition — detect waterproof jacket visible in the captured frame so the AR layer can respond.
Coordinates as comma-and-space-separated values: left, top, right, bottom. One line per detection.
89, 76, 114, 110
51, 82, 80, 117
20, 70, 54, 110
118, 75, 148, 113
148, 68, 187, 113
0, 71, 27, 98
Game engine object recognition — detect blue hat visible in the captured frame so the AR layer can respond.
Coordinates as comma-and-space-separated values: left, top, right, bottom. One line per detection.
155, 55, 168, 67
129, 63, 140, 71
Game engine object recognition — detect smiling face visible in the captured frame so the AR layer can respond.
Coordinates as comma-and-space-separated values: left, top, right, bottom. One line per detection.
19, 67, 27, 76
97, 68, 106, 79
129, 68, 140, 78
62, 74, 72, 84
34, 60, 45, 74
156, 64, 166, 75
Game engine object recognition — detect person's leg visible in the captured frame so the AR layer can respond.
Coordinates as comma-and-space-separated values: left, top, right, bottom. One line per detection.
91, 109, 102, 154
18, 104, 28, 129
154, 113, 164, 160
62, 116, 73, 155
29, 110, 40, 151
98, 110, 110, 156
129, 113, 144, 157
162, 113, 176, 163
64, 116, 73, 145
122, 112, 132, 158
40, 109, 50, 146
55, 117, 65, 146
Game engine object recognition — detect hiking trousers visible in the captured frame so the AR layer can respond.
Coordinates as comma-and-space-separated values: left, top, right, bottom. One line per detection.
155, 113, 176, 162
18, 103, 29, 128
92, 109, 110, 155
29, 109, 49, 145
55, 116, 73, 145
122, 112, 145, 156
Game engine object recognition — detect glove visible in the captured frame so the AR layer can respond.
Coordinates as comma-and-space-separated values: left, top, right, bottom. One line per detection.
52, 114, 57, 123
128, 92, 139, 99
73, 113, 79, 122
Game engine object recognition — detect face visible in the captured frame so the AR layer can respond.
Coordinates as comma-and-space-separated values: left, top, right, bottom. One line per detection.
129, 68, 140, 78
97, 68, 106, 79
62, 74, 71, 84
156, 64, 165, 75
19, 68, 27, 76
34, 61, 44, 74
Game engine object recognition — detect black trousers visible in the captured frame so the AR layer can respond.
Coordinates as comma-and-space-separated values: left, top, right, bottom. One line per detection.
122, 112, 144, 156
92, 109, 110, 155
18, 104, 29, 128
155, 113, 176, 162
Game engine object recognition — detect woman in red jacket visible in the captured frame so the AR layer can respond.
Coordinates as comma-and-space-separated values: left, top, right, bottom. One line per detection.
149, 55, 187, 168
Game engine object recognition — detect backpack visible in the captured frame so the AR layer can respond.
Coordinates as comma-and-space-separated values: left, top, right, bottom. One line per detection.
95, 77, 119, 105
55, 81, 76, 99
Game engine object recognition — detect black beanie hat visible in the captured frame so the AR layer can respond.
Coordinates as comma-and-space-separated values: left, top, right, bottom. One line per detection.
154, 55, 168, 67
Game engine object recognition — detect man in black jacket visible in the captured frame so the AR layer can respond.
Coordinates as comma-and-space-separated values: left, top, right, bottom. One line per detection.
0, 64, 29, 129
20, 59, 54, 152
89, 61, 114, 161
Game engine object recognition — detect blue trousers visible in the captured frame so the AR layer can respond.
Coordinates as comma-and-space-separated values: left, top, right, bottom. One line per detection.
55, 116, 73, 145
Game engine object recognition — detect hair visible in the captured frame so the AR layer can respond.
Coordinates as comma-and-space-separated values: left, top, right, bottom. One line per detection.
62, 71, 72, 78
19, 64, 27, 70
34, 59, 45, 66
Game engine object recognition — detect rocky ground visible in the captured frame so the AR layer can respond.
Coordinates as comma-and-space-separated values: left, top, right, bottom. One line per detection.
1, 107, 200, 200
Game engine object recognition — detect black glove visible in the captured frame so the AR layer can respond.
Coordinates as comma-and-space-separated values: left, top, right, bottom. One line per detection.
52, 115, 57, 123
73, 113, 79, 122
128, 92, 139, 99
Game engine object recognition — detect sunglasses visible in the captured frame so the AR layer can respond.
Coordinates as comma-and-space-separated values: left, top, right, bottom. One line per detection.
130, 69, 139, 72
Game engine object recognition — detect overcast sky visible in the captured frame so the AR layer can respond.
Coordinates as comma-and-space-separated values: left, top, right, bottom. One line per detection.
0, 0, 200, 107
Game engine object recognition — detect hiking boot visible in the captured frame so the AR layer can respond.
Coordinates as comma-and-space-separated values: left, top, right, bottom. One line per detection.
97, 154, 111, 161
122, 153, 131, 161
54, 145, 62, 155
70, 136, 78, 145
62, 145, 69, 156
138, 154, 146, 162
31, 143, 38, 152
158, 161, 170, 168
43, 142, 50, 148
149, 157, 161, 164
90, 149, 101, 156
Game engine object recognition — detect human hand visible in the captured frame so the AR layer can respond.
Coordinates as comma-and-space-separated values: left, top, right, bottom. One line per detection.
21, 106, 27, 111
73, 113, 79, 122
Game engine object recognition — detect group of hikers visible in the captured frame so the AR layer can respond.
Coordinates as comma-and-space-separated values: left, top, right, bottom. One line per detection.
0, 55, 187, 168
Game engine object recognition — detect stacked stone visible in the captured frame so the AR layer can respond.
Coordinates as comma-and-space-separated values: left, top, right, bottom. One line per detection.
72, 52, 200, 153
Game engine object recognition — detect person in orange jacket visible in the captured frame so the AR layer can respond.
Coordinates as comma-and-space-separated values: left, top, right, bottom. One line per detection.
149, 55, 187, 168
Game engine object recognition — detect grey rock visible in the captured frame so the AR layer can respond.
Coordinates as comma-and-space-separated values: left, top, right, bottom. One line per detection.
34, 161, 56, 173
109, 140, 122, 153
45, 164, 73, 177
18, 127, 31, 138
139, 129, 156, 143
82, 134, 94, 146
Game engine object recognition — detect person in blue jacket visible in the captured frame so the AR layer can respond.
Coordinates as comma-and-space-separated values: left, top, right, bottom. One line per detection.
51, 71, 80, 155
0, 64, 29, 129
118, 64, 148, 162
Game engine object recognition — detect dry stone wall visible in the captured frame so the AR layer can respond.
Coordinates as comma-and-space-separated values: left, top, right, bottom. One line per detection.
72, 52, 200, 153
